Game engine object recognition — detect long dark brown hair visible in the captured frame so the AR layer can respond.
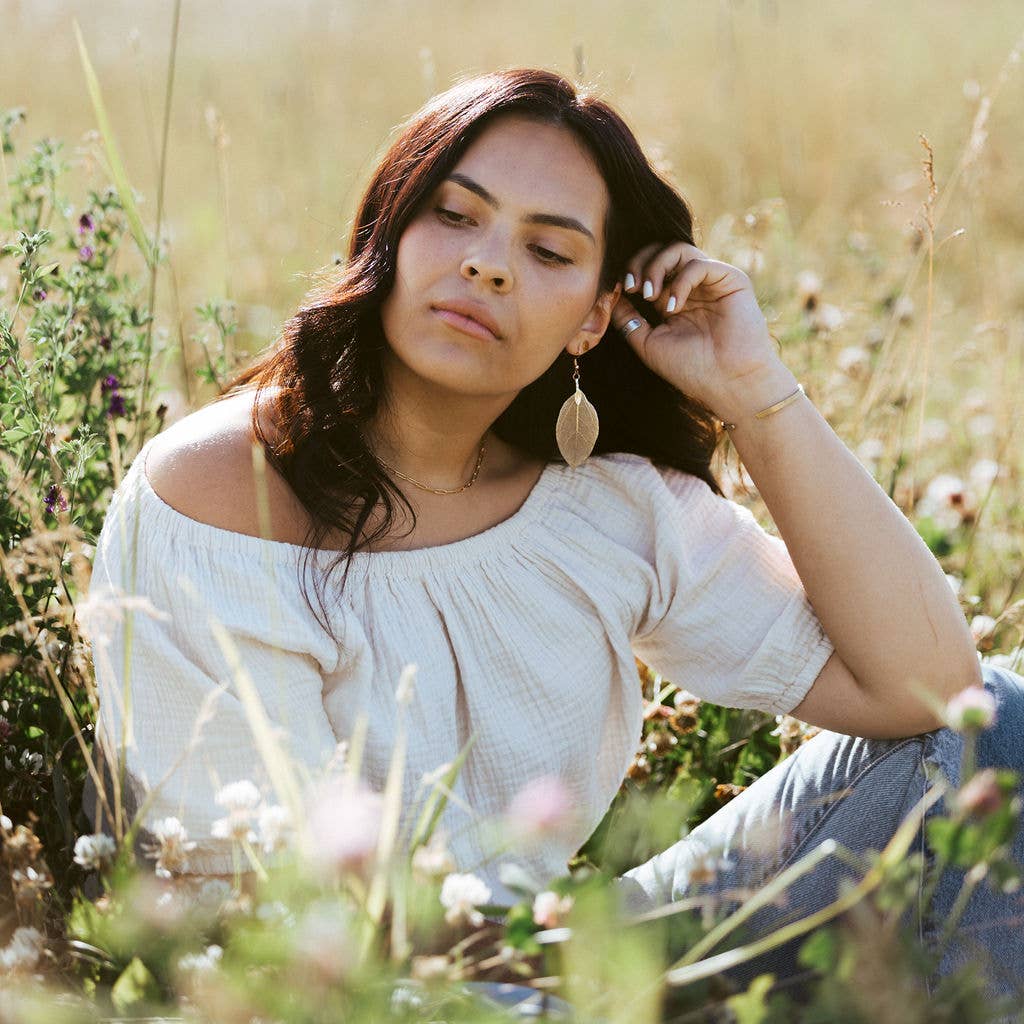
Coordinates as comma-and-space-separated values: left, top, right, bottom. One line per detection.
214, 67, 727, 642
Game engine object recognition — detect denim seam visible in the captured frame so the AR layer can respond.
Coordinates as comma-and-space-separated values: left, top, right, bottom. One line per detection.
773, 734, 924, 878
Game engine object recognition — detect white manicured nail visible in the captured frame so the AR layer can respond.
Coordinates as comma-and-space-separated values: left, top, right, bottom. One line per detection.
625, 272, 636, 290
666, 295, 677, 313
642, 279, 654, 300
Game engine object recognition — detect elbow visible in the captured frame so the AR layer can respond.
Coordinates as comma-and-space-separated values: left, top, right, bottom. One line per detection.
929, 648, 985, 716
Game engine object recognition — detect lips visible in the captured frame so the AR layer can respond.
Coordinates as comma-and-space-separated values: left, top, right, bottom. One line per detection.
430, 301, 502, 340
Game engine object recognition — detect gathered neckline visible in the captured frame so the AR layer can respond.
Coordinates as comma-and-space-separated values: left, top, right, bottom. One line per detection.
127, 434, 575, 578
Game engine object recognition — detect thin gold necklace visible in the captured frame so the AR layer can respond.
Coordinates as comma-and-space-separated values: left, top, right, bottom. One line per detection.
359, 431, 487, 495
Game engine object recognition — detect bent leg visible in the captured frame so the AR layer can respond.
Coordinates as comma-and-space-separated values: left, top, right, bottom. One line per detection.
615, 724, 933, 994
614, 662, 1024, 1005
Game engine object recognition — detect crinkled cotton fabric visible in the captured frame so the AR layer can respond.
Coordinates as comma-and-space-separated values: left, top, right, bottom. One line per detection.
83, 435, 834, 906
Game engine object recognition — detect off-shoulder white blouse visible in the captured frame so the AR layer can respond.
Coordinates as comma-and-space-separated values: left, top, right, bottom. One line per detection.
83, 435, 833, 906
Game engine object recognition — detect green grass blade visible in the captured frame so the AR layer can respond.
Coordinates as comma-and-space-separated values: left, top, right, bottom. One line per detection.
72, 18, 154, 267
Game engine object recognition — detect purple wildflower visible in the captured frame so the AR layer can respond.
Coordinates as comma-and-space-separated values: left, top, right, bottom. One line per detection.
78, 213, 95, 234
44, 484, 69, 516
78, 245, 94, 262
0, 717, 12, 744
99, 335, 112, 351
101, 374, 120, 392
107, 392, 126, 417
32, 288, 46, 302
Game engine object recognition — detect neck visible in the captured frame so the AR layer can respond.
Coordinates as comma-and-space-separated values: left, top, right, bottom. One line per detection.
362, 356, 517, 489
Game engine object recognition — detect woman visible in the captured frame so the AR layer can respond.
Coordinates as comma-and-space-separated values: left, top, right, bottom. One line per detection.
84, 67, 1024, 1005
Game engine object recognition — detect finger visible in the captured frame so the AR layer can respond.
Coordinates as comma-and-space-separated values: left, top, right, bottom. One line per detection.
661, 257, 714, 317
639, 241, 709, 307
638, 245, 686, 305
610, 292, 651, 352
623, 243, 663, 295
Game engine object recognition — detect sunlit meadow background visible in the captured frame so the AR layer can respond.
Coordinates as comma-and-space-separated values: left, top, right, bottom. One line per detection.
4, 0, 1024, 1019
8, 0, 1024, 575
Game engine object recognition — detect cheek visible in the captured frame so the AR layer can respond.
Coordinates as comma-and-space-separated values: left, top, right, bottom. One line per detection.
530, 272, 600, 329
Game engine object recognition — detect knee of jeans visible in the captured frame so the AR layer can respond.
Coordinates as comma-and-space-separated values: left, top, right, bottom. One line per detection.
981, 661, 1024, 725
978, 662, 1024, 780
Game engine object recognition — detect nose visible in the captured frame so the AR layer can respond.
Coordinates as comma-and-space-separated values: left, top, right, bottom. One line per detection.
460, 242, 513, 292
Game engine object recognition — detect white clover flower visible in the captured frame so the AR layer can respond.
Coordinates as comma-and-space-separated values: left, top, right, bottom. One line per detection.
73, 833, 117, 872
532, 890, 574, 929
411, 829, 457, 881
176, 944, 223, 976
255, 900, 295, 927
673, 689, 702, 712
257, 803, 293, 855
505, 775, 575, 843
856, 438, 885, 466
795, 269, 821, 306
811, 302, 847, 333
391, 982, 427, 1013
211, 779, 261, 843
439, 872, 492, 929
141, 817, 198, 878
306, 778, 384, 877
155, 888, 187, 914
0, 926, 45, 973
837, 345, 871, 379
970, 615, 998, 643
918, 473, 975, 531
945, 685, 997, 731
214, 779, 261, 813
969, 459, 1000, 490
893, 295, 914, 323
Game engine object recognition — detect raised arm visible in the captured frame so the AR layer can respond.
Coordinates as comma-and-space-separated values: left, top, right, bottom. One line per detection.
614, 239, 979, 739
710, 359, 980, 738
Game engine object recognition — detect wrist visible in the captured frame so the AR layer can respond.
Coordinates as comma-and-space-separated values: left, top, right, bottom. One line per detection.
711, 363, 801, 429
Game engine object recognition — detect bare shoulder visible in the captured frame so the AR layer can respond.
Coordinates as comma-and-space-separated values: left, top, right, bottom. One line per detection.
143, 386, 317, 545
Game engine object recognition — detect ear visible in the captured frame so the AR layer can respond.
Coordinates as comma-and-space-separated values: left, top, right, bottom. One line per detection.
567, 282, 622, 357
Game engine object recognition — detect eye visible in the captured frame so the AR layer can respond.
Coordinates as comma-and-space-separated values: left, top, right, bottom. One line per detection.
435, 207, 469, 225
531, 245, 573, 266
433, 207, 573, 266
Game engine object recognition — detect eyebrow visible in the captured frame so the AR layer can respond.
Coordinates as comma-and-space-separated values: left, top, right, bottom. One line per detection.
443, 172, 596, 245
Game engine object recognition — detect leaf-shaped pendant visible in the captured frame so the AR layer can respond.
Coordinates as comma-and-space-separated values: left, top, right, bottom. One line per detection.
555, 387, 599, 467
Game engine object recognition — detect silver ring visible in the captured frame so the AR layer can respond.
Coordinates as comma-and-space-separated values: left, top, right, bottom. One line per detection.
621, 316, 645, 336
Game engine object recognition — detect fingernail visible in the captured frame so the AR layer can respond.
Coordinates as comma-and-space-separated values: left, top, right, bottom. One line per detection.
666, 295, 677, 313
625, 272, 636, 290
642, 279, 654, 300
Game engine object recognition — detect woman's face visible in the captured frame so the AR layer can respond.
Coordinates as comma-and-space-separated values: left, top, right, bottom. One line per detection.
379, 112, 619, 399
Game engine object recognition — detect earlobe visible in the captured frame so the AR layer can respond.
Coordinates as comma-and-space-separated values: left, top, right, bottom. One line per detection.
572, 284, 621, 356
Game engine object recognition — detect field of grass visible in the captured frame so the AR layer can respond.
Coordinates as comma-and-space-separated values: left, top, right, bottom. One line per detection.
3, 1, 1024, 1019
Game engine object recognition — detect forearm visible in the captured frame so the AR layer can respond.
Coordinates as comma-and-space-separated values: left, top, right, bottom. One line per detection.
713, 360, 982, 721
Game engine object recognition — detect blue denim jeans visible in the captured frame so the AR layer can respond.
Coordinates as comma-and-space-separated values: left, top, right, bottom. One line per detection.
613, 661, 1024, 1017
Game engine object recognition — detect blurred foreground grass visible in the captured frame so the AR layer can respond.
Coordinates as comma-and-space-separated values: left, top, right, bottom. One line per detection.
2, 1, 1024, 1020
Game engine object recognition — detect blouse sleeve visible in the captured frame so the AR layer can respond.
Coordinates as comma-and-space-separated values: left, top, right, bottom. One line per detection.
80, 475, 342, 875
630, 462, 834, 716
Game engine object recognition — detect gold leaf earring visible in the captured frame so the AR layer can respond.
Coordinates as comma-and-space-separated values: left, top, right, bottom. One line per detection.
555, 344, 599, 467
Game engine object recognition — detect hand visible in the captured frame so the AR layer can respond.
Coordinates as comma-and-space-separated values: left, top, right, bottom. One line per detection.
611, 241, 787, 416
